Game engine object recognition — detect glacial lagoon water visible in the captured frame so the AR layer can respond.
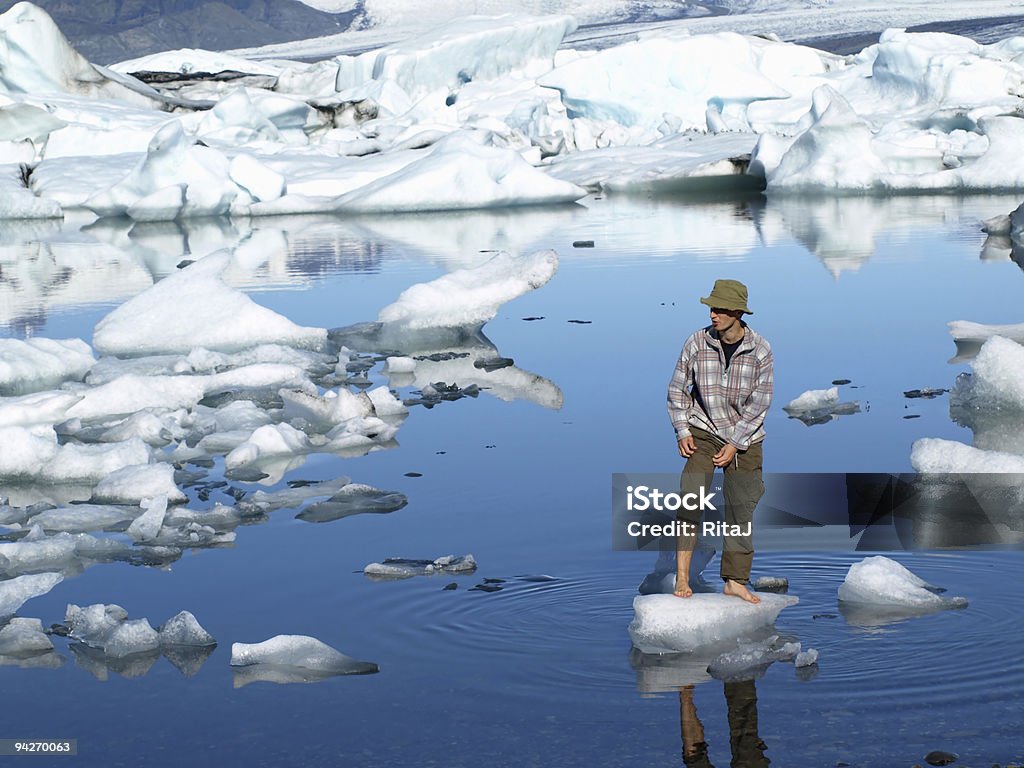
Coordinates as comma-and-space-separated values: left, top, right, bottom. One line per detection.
2, 192, 1024, 767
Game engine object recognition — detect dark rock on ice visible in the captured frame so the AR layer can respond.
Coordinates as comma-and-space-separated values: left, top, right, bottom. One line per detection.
572, 240, 595, 248
903, 388, 948, 399
474, 355, 514, 371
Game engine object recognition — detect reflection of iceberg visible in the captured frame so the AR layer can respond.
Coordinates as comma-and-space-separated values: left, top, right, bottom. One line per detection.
328, 248, 563, 407
331, 326, 563, 410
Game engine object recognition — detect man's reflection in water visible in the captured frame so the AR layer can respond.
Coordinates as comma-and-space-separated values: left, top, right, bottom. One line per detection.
679, 683, 770, 768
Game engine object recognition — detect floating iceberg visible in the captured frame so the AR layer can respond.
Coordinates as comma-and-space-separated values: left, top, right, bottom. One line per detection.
295, 483, 407, 523
628, 593, 799, 654
911, 438, 1024, 474
0, 337, 94, 396
363, 554, 476, 579
950, 336, 1024, 410
157, 611, 216, 647
230, 634, 378, 686
65, 603, 215, 659
838, 556, 968, 612
93, 252, 327, 356
379, 249, 557, 330
91, 465, 184, 505
0, 617, 53, 656
783, 386, 859, 426
0, 571, 63, 617
330, 134, 584, 213
0, 428, 150, 483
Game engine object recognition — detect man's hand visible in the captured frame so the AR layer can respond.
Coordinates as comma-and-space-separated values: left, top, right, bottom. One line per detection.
713, 443, 738, 467
678, 436, 696, 458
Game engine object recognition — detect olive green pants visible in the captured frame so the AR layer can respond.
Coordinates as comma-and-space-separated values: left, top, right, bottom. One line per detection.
678, 427, 764, 584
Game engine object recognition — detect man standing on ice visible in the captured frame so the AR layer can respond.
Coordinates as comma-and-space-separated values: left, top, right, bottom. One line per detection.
667, 279, 773, 604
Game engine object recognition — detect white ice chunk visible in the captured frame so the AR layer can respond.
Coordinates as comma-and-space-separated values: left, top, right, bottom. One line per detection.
224, 423, 311, 471
785, 387, 839, 411
0, 428, 150, 483
92, 465, 184, 505
794, 648, 819, 667
0, 2, 163, 107
379, 249, 557, 330
0, 337, 94, 396
952, 336, 1024, 410
0, 391, 82, 429
65, 603, 127, 643
949, 321, 1024, 346
103, 618, 160, 658
367, 386, 408, 417
330, 133, 584, 213
26, 504, 136, 533
384, 356, 416, 374
229, 154, 285, 203
628, 593, 799, 654
911, 438, 1024, 474
364, 553, 476, 578
334, 15, 575, 101
94, 252, 326, 356
111, 49, 282, 78
230, 634, 378, 677
0, 572, 63, 617
126, 495, 168, 543
158, 610, 216, 647
0, 617, 53, 655
838, 556, 968, 609
84, 121, 242, 221
279, 387, 374, 430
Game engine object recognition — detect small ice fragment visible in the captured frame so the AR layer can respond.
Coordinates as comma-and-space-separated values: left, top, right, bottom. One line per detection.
92, 464, 185, 505
229, 634, 378, 679
0, 618, 54, 655
753, 576, 788, 593
103, 619, 160, 658
795, 648, 819, 667
363, 554, 476, 578
384, 356, 416, 374
0, 573, 64, 617
126, 495, 168, 542
158, 611, 216, 647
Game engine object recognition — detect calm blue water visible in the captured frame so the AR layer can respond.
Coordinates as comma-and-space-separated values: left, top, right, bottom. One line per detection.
2, 193, 1023, 767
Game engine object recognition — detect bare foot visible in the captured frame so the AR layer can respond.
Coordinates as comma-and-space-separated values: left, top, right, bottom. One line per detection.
673, 578, 693, 598
723, 580, 761, 604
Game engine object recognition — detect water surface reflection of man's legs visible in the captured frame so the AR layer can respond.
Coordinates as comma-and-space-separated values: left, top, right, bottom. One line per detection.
678, 682, 770, 768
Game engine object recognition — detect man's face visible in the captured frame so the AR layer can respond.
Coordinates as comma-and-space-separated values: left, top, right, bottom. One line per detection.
709, 306, 743, 332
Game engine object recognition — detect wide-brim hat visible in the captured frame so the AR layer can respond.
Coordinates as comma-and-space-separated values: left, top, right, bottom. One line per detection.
700, 279, 752, 314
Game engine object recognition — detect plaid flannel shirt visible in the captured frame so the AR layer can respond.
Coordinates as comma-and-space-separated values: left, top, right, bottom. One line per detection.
667, 324, 773, 451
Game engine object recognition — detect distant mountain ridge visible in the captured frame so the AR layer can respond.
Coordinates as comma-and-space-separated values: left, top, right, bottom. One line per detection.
0, 0, 357, 64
